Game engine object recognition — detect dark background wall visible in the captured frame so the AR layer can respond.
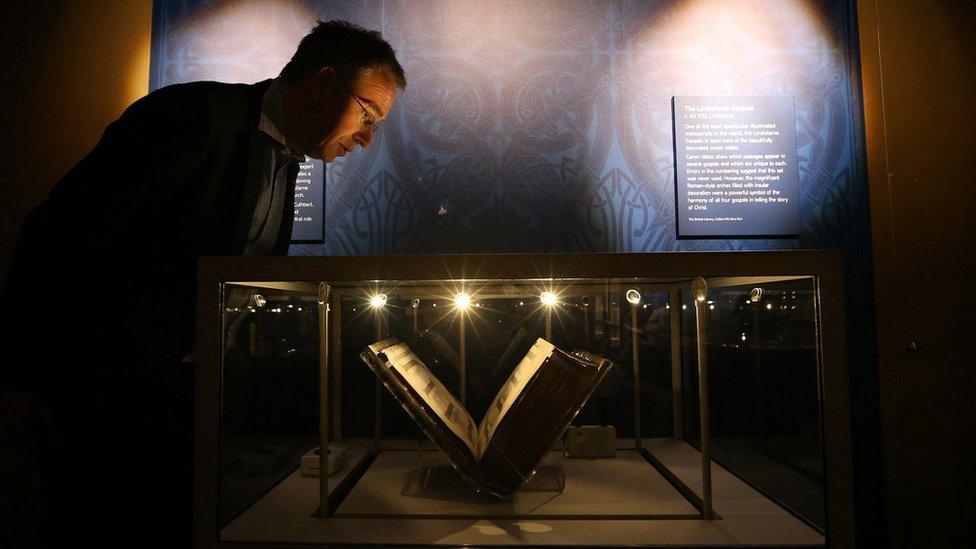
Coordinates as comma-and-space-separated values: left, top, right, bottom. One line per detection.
0, 0, 151, 292
859, 1, 976, 546
0, 1, 153, 542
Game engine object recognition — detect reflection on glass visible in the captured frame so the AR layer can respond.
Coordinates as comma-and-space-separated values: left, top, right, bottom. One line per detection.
219, 284, 320, 527
218, 276, 826, 533
682, 277, 825, 529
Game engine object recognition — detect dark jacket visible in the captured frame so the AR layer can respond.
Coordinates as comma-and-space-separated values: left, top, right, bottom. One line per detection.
3, 79, 294, 372
0, 79, 296, 546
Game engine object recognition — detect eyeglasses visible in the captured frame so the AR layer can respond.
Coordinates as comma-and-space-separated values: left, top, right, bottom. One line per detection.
348, 92, 378, 131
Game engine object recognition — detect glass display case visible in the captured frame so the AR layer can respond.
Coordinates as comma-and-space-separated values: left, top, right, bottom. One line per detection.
194, 252, 853, 547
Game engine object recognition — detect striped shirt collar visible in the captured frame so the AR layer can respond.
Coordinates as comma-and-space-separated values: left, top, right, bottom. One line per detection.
259, 78, 306, 162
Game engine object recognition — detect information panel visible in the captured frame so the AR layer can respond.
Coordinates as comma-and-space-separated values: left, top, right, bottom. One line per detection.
673, 96, 799, 238
291, 159, 325, 242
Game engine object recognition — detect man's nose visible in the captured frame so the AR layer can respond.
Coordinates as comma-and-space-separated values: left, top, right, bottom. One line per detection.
355, 127, 374, 149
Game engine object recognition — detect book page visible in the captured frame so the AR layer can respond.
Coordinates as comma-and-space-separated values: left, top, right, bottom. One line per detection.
382, 342, 480, 457
477, 338, 555, 449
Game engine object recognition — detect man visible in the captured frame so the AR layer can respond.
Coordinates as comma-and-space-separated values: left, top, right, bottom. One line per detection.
0, 20, 404, 547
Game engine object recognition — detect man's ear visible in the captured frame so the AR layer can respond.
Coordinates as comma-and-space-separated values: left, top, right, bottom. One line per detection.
307, 66, 337, 101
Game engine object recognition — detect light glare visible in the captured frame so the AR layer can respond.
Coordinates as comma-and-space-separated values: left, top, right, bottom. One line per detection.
625, 289, 641, 305
540, 291, 558, 306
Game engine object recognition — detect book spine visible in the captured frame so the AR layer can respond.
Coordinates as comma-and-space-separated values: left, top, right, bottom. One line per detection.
478, 351, 613, 497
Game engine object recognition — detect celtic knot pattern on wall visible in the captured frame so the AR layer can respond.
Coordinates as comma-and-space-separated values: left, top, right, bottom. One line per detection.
151, 0, 867, 261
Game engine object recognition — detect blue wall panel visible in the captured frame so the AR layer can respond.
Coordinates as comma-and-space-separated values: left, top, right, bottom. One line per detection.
150, 0, 869, 260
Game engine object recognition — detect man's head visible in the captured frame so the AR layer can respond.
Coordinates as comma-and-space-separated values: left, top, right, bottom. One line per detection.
279, 20, 406, 162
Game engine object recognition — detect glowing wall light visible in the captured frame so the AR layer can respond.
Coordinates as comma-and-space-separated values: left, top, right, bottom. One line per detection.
627, 0, 836, 99
167, 0, 318, 83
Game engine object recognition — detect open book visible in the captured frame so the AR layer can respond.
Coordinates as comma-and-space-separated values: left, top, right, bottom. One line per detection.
360, 338, 613, 498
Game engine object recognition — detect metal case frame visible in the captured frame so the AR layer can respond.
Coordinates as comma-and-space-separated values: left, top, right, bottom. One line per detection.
195, 250, 853, 548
